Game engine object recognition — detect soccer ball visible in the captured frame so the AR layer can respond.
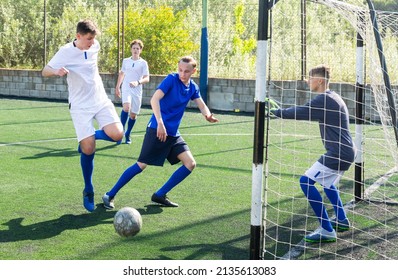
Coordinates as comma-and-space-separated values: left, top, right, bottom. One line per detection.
113, 207, 142, 237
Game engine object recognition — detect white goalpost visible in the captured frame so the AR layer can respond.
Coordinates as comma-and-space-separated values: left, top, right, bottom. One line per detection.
251, 0, 398, 260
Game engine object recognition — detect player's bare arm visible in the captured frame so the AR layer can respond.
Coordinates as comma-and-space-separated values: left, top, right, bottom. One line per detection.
42, 65, 69, 77
194, 98, 219, 123
150, 89, 168, 142
115, 71, 125, 98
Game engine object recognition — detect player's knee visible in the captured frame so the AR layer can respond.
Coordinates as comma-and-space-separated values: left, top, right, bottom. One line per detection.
185, 159, 196, 171
122, 105, 130, 113
116, 130, 124, 140
112, 124, 124, 141
137, 162, 147, 171
81, 145, 95, 155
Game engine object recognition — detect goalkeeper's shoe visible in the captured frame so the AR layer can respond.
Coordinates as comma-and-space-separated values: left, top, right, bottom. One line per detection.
304, 227, 336, 243
102, 193, 115, 209
83, 191, 95, 212
330, 217, 350, 232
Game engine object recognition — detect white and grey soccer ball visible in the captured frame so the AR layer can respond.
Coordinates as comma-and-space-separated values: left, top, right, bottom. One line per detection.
113, 207, 142, 237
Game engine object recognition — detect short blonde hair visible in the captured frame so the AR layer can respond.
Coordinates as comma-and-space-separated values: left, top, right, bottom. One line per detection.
130, 39, 144, 49
178, 56, 197, 69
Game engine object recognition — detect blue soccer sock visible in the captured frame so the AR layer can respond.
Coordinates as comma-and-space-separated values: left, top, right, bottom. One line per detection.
81, 152, 95, 194
95, 130, 117, 142
107, 163, 143, 198
155, 165, 192, 197
299, 175, 334, 232
125, 118, 136, 137
324, 184, 347, 222
120, 110, 128, 129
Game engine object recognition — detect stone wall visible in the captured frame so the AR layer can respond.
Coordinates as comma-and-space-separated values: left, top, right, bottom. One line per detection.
0, 68, 377, 119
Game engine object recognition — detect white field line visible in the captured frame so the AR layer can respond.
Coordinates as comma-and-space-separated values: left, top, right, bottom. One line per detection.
0, 133, 253, 147
364, 166, 398, 199
0, 132, 386, 148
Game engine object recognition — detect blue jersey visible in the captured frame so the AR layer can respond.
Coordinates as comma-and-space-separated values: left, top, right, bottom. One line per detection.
273, 90, 355, 171
148, 73, 201, 136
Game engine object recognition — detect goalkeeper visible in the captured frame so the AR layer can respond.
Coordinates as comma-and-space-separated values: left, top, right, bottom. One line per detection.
271, 65, 356, 243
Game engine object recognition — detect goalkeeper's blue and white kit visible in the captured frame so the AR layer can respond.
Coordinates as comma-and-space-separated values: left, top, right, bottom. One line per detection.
272, 90, 355, 172
272, 90, 356, 236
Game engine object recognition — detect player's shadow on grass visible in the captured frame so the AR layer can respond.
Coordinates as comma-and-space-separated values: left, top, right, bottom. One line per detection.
158, 235, 250, 260
0, 206, 115, 242
20, 144, 119, 160
0, 204, 165, 243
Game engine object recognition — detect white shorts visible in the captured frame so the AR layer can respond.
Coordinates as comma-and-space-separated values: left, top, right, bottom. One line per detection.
304, 161, 344, 189
70, 100, 121, 142
122, 88, 142, 115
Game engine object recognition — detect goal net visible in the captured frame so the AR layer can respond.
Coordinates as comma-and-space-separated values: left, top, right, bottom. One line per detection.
261, 0, 398, 260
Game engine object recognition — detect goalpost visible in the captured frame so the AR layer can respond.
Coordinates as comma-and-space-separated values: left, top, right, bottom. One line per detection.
251, 0, 398, 260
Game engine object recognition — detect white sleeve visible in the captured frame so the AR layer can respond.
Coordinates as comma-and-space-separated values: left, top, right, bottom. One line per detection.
48, 47, 69, 69
121, 59, 127, 73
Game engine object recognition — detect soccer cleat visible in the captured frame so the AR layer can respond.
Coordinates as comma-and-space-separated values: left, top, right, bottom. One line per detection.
125, 132, 131, 144
102, 193, 115, 209
83, 191, 95, 212
304, 227, 336, 243
330, 217, 351, 232
151, 193, 179, 207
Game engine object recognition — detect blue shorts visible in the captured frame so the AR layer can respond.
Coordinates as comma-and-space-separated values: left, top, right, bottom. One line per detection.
138, 127, 189, 166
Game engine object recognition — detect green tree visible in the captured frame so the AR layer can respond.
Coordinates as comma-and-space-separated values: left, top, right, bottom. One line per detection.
232, 1, 256, 56
108, 5, 198, 74
45, 0, 117, 72
0, 0, 44, 68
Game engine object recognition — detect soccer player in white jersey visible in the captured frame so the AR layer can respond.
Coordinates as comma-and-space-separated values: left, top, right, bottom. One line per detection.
115, 39, 150, 144
42, 19, 124, 212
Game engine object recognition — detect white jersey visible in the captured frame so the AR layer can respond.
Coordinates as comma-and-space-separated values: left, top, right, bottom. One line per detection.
48, 39, 110, 109
120, 57, 149, 96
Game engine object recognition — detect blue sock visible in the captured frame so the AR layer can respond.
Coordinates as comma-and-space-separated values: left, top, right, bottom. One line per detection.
299, 175, 333, 232
125, 118, 136, 137
107, 163, 143, 198
120, 110, 128, 129
81, 152, 95, 194
155, 165, 192, 197
95, 130, 116, 142
324, 184, 347, 222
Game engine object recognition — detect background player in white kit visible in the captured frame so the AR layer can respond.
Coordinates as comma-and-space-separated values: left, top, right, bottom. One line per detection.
42, 19, 123, 212
115, 39, 150, 144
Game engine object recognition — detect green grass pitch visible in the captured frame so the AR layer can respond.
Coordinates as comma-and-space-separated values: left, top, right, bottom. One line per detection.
1, 97, 397, 260
0, 98, 254, 260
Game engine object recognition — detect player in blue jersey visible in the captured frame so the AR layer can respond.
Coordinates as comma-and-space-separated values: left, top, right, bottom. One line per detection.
102, 56, 218, 208
271, 65, 356, 243
42, 20, 124, 212
115, 39, 150, 144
